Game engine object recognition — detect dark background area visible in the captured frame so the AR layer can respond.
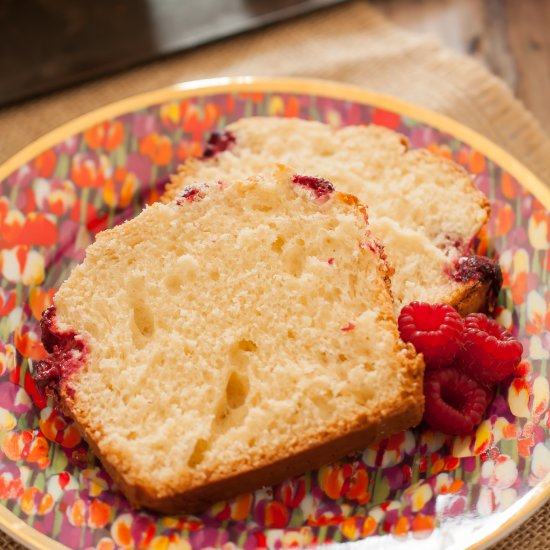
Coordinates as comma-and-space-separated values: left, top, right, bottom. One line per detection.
1, 0, 548, 133
0, 0, 345, 106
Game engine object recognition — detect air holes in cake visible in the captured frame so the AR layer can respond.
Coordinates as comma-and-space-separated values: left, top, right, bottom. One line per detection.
225, 371, 249, 410
310, 394, 331, 419
271, 236, 285, 254
354, 385, 374, 403
338, 354, 348, 362
248, 437, 256, 447
212, 370, 250, 437
323, 236, 337, 249
229, 339, 257, 368
164, 273, 184, 292
320, 286, 342, 302
282, 239, 305, 277
209, 270, 220, 281
249, 392, 261, 407
287, 329, 296, 339
188, 438, 209, 467
238, 339, 257, 353
131, 301, 155, 348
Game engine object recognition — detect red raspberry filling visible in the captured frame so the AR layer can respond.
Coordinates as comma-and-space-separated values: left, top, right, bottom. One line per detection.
398, 302, 463, 369
176, 186, 205, 204
452, 255, 503, 310
456, 313, 523, 385
202, 131, 236, 159
423, 367, 493, 435
34, 306, 87, 400
292, 175, 334, 199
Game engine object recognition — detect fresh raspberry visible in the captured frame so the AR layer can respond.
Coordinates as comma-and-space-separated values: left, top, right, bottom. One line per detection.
423, 367, 493, 435
34, 306, 87, 399
456, 313, 523, 385
398, 302, 464, 369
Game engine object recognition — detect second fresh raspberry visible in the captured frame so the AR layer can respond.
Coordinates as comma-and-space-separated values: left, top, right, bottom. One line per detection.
456, 313, 523, 385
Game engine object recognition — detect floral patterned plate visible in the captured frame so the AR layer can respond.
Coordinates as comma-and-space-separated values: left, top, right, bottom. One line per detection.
0, 77, 549, 550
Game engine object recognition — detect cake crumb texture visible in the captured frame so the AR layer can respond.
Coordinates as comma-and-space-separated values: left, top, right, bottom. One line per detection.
51, 167, 423, 513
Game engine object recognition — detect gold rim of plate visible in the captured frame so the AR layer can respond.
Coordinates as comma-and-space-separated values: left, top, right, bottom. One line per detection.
0, 76, 548, 550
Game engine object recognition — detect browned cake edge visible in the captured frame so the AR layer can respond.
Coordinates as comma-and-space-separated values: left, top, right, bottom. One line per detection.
450, 279, 495, 316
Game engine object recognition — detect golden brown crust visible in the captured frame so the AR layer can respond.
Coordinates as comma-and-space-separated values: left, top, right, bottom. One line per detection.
62, 349, 423, 514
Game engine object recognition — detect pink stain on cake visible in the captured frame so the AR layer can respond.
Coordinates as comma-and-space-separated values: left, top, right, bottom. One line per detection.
292, 174, 334, 199
341, 322, 356, 332
202, 131, 236, 158
452, 255, 503, 306
439, 235, 479, 258
365, 239, 385, 256
176, 186, 205, 204
361, 238, 391, 274
34, 306, 87, 399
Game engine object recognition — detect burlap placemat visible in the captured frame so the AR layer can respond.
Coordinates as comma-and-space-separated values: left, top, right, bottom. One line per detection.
0, 2, 548, 548
1, 0, 550, 184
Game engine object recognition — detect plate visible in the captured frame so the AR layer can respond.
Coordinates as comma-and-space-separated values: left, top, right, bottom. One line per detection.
0, 77, 548, 550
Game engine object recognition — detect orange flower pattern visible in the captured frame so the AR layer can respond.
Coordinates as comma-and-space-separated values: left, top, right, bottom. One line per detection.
102, 167, 137, 209
139, 133, 173, 166
318, 462, 370, 503
70, 154, 107, 189
39, 407, 81, 448
2, 430, 50, 469
0, 92, 548, 548
84, 121, 125, 152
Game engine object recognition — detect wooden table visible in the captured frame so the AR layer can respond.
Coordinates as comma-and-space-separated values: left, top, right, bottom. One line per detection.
373, 0, 550, 135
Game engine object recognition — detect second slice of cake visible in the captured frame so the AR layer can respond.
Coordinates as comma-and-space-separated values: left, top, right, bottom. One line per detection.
164, 118, 497, 313
35, 166, 423, 514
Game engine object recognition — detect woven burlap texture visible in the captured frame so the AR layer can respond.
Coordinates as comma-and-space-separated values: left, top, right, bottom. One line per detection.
0, 1, 548, 549
1, 0, 550, 184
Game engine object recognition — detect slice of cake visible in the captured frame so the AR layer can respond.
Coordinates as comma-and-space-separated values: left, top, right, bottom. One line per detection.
164, 118, 500, 314
35, 166, 423, 514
